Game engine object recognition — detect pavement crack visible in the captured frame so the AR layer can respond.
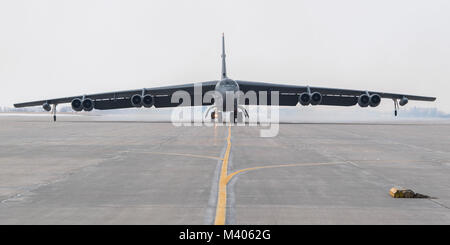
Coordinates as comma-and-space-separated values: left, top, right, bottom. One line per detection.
0, 150, 130, 206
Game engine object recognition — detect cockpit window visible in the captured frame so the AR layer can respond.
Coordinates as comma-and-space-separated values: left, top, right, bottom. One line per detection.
222, 79, 235, 86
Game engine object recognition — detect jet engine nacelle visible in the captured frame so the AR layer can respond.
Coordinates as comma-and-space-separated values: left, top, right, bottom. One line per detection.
358, 94, 370, 107
369, 94, 381, 107
82, 98, 94, 111
131, 94, 142, 107
299, 91, 322, 106
71, 98, 83, 112
71, 98, 94, 111
298, 92, 311, 106
399, 96, 408, 106
310, 92, 322, 105
142, 94, 154, 108
131, 94, 154, 107
42, 103, 51, 112
359, 93, 381, 107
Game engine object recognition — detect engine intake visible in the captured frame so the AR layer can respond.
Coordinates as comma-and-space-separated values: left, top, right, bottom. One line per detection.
369, 94, 381, 107
358, 94, 370, 107
131, 94, 154, 107
310, 92, 322, 105
43, 103, 51, 112
298, 93, 311, 106
82, 98, 94, 111
142, 94, 154, 108
131, 94, 142, 107
71, 98, 83, 112
399, 96, 408, 106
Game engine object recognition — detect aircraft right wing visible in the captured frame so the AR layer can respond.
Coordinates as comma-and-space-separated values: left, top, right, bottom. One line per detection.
236, 80, 436, 106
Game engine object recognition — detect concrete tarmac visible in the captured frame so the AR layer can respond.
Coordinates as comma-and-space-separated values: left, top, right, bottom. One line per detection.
0, 115, 449, 224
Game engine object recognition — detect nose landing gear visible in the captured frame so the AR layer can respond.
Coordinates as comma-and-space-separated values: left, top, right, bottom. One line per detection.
210, 111, 223, 122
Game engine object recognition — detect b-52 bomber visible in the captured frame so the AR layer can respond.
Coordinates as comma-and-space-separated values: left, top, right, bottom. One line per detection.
14, 34, 436, 122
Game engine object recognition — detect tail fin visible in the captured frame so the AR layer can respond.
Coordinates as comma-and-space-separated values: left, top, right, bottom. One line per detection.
221, 33, 227, 79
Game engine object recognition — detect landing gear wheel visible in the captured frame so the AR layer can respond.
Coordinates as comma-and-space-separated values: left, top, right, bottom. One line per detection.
237, 111, 243, 124
230, 112, 235, 124
233, 109, 238, 124
217, 112, 223, 124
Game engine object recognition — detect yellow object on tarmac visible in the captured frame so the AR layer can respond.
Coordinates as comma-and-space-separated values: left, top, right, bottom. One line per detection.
389, 188, 416, 198
389, 188, 429, 198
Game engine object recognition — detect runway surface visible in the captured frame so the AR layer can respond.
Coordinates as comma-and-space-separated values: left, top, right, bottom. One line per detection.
0, 115, 449, 224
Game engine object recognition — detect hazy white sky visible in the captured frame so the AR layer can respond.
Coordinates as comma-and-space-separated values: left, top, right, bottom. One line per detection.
1, 0, 449, 112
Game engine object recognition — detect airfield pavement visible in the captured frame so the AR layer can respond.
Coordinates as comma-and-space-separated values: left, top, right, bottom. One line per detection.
0, 115, 449, 224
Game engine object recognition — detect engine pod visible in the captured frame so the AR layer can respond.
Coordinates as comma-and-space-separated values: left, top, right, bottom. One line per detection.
399, 96, 408, 106
142, 94, 154, 108
71, 98, 83, 112
42, 103, 51, 112
310, 92, 322, 105
358, 94, 370, 107
369, 94, 381, 107
298, 93, 311, 106
131, 94, 142, 107
82, 98, 94, 111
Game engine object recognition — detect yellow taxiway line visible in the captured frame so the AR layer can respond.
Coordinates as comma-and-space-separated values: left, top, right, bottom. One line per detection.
214, 126, 232, 225
213, 126, 345, 225
225, 162, 345, 184
145, 152, 222, 161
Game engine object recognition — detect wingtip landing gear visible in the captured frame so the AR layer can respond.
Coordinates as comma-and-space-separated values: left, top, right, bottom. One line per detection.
52, 104, 57, 122
393, 99, 399, 117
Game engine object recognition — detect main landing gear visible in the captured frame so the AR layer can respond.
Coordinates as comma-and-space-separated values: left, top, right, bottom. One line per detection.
206, 105, 249, 124
209, 110, 247, 124
210, 110, 223, 122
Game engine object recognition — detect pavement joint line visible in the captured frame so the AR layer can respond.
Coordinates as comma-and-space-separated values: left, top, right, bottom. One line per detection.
135, 151, 223, 161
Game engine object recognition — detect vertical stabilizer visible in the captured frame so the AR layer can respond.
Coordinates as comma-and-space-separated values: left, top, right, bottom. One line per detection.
221, 33, 227, 79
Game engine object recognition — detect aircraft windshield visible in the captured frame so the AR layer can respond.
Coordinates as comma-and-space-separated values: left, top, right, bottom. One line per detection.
221, 79, 235, 86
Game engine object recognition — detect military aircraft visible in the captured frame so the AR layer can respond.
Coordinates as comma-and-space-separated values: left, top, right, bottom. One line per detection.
14, 34, 436, 122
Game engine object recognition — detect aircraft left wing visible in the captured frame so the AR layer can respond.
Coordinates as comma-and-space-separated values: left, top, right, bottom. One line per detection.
14, 81, 218, 110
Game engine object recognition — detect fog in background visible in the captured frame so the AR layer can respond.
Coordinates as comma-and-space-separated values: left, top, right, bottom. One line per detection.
1, 0, 449, 116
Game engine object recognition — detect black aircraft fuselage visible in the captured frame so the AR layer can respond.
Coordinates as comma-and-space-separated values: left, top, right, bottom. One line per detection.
214, 78, 240, 112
